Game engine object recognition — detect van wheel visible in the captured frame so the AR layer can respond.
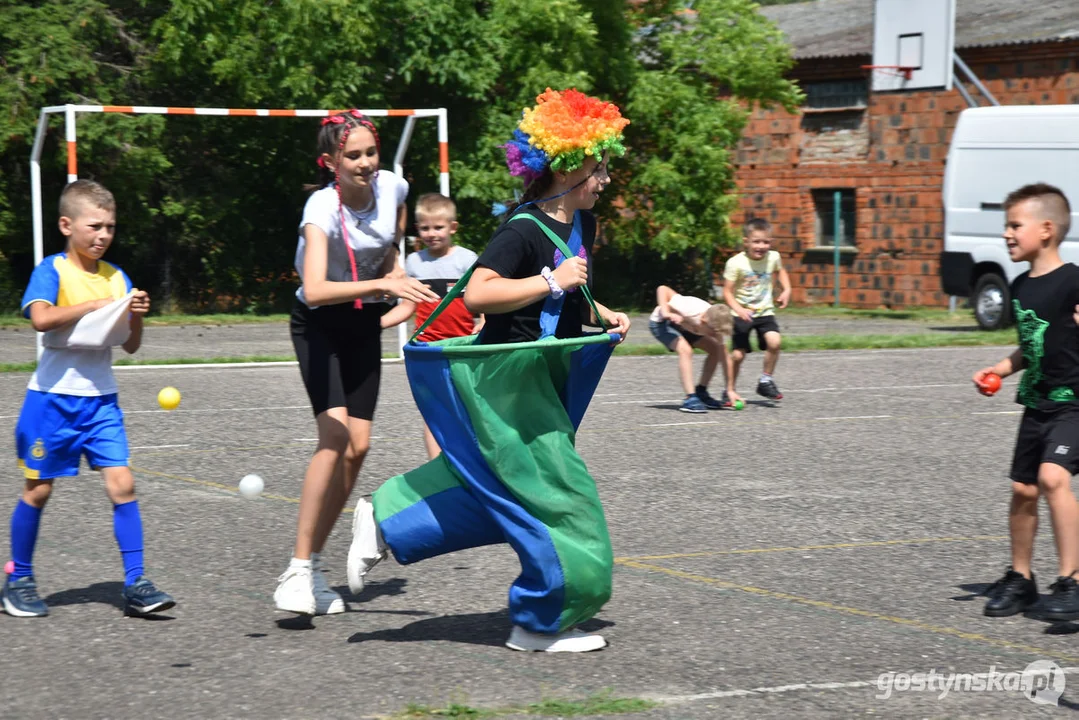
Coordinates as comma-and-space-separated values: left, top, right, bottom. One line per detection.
973, 273, 1011, 330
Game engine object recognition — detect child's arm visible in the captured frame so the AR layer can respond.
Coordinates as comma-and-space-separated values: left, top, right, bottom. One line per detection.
379, 205, 409, 281
464, 258, 588, 314
972, 348, 1024, 393
122, 290, 151, 354
775, 261, 792, 309
655, 285, 684, 324
723, 282, 752, 322
302, 224, 438, 306
27, 298, 111, 332
380, 299, 416, 329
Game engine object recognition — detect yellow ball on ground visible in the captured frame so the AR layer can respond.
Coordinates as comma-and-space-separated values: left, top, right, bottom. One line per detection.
158, 386, 181, 411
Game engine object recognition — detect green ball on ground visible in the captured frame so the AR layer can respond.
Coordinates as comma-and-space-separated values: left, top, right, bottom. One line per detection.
733, 400, 745, 411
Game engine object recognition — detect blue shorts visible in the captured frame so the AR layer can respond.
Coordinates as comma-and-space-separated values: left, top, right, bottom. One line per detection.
649, 319, 703, 351
15, 391, 130, 480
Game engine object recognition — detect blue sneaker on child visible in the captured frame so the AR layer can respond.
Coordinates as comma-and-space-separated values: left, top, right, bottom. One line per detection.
2, 575, 49, 617
122, 576, 175, 616
680, 395, 708, 413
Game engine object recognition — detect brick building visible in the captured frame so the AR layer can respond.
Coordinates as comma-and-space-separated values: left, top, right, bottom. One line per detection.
736, 0, 1079, 308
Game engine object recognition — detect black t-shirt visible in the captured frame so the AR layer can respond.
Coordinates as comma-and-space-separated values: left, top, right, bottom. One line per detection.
475, 205, 596, 344
1011, 263, 1079, 410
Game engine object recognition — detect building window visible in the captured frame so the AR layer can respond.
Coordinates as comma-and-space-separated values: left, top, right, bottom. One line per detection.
803, 79, 868, 109
813, 189, 856, 247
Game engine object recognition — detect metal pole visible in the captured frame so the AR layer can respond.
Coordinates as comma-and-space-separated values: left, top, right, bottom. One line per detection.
834, 190, 841, 308
30, 108, 52, 361
953, 53, 999, 106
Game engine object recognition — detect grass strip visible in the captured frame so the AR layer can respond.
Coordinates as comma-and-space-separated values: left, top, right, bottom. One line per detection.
395, 691, 658, 718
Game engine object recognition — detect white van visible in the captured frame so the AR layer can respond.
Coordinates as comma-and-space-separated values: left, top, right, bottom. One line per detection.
941, 105, 1079, 329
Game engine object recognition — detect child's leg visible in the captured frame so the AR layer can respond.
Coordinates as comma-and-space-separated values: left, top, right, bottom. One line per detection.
1037, 463, 1079, 577
422, 423, 441, 460
1008, 480, 1040, 578
729, 347, 746, 389
294, 408, 353, 560
313, 414, 371, 554
762, 331, 782, 376
694, 336, 721, 389
10, 480, 53, 580
673, 336, 696, 396
102, 466, 144, 586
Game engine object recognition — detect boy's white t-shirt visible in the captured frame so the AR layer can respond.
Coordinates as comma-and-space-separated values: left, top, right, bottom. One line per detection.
294, 170, 409, 307
724, 250, 782, 317
649, 294, 711, 323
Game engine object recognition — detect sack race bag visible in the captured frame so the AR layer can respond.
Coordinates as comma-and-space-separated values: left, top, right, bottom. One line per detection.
372, 211, 619, 634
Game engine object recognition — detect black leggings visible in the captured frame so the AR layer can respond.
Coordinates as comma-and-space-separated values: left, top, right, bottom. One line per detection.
290, 300, 382, 420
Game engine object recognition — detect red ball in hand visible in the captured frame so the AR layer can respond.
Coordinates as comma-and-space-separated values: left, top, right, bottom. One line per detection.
980, 373, 1002, 395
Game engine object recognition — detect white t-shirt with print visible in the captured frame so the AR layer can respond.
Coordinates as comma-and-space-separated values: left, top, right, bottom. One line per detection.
295, 170, 409, 307
723, 250, 782, 317
649, 293, 712, 323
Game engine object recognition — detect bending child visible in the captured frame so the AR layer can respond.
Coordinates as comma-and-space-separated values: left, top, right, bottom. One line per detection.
5, 180, 173, 618
649, 285, 741, 412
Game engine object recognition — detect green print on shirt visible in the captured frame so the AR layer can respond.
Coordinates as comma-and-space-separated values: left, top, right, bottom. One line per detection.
1013, 300, 1049, 408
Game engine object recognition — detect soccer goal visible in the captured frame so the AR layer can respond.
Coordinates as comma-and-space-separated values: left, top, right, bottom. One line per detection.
28, 103, 450, 361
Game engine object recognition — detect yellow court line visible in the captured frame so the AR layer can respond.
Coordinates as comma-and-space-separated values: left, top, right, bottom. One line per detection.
616, 535, 1009, 562
618, 559, 1079, 664
130, 465, 331, 508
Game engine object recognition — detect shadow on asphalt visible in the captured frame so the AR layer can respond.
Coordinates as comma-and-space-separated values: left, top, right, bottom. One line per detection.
44, 581, 125, 610
951, 582, 993, 601
345, 610, 614, 647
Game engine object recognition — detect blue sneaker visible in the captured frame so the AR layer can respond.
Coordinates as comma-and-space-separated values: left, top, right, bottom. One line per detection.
122, 576, 175, 616
695, 387, 728, 410
680, 395, 708, 413
2, 575, 49, 617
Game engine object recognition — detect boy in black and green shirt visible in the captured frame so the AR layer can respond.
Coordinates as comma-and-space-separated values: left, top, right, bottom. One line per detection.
973, 183, 1079, 621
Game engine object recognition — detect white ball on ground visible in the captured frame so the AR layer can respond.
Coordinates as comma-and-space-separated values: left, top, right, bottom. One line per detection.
238, 474, 264, 499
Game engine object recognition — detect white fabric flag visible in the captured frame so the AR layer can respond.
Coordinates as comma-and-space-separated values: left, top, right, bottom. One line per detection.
43, 290, 135, 349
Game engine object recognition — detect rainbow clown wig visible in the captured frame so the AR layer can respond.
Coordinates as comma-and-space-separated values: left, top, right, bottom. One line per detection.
503, 88, 629, 185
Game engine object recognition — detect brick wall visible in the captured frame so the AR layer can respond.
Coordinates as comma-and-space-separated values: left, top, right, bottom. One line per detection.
733, 40, 1079, 308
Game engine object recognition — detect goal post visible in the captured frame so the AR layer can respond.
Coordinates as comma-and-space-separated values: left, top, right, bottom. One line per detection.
29, 103, 450, 361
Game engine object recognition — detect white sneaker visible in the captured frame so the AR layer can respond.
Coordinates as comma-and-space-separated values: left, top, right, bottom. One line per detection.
273, 565, 316, 615
310, 553, 346, 615
347, 497, 387, 595
505, 625, 608, 653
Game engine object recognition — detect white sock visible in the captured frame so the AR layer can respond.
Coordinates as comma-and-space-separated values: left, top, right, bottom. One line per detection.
289, 557, 313, 569
760, 373, 772, 383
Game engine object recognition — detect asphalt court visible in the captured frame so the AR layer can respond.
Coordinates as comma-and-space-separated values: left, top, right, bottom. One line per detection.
2, 345, 1078, 718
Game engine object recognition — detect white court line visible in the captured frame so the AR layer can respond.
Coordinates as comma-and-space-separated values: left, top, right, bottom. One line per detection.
652, 665, 1079, 705
644, 420, 721, 427
814, 415, 892, 421
130, 444, 190, 450
972, 410, 1022, 415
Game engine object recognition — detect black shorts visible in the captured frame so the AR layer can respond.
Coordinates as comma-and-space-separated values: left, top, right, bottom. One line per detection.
649, 318, 702, 351
732, 315, 780, 353
1010, 406, 1079, 484
290, 299, 382, 420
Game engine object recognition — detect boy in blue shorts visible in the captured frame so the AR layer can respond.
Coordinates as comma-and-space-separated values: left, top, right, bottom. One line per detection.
3, 180, 174, 618
381, 193, 481, 457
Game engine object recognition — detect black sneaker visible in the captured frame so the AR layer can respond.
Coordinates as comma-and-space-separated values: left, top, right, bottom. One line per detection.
756, 378, 783, 400
983, 568, 1038, 617
122, 576, 176, 616
1040, 573, 1079, 621
694, 386, 725, 410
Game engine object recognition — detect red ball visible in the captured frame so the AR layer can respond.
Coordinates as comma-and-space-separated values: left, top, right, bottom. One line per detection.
981, 373, 1002, 395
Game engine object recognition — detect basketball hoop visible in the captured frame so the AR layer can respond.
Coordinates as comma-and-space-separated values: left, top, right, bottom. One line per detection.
861, 64, 916, 81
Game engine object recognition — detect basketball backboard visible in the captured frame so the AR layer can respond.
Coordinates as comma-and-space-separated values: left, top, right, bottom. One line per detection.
870, 0, 955, 91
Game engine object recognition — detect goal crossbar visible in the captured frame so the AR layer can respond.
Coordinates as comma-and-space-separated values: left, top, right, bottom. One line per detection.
29, 103, 450, 360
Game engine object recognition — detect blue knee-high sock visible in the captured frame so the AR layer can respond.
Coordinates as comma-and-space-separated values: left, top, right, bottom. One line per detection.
113, 500, 144, 586
10, 499, 43, 580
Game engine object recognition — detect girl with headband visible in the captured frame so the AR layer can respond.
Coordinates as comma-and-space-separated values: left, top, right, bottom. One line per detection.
275, 110, 439, 616
346, 89, 631, 652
